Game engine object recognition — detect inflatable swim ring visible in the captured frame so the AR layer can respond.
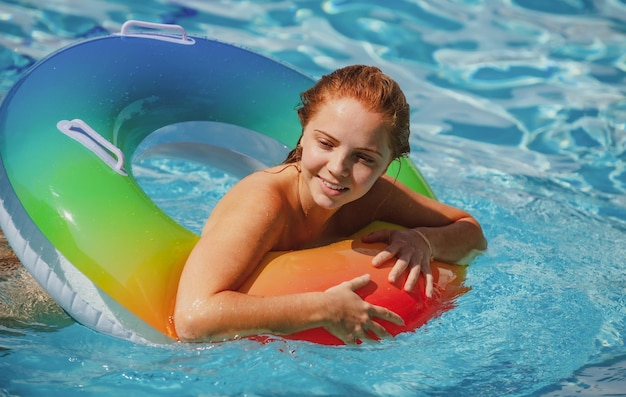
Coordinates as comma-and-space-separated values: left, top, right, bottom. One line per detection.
0, 21, 467, 345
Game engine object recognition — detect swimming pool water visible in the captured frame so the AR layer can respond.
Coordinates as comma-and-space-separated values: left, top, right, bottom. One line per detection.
1, 1, 625, 396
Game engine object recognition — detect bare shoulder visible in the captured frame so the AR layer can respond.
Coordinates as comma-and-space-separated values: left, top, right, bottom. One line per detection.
182, 165, 300, 293
201, 165, 297, 236
220, 165, 295, 206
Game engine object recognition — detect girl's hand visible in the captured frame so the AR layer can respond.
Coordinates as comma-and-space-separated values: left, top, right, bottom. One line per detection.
322, 274, 404, 345
362, 229, 434, 297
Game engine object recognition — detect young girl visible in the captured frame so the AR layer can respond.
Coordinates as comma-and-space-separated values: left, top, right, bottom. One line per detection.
174, 65, 487, 344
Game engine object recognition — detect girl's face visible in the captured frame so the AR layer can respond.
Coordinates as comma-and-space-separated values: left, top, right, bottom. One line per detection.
299, 97, 393, 211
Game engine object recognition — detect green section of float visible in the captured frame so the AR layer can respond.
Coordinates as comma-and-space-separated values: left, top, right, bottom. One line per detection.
0, 33, 435, 337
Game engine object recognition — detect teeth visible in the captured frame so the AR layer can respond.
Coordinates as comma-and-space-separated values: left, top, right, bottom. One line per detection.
322, 179, 346, 191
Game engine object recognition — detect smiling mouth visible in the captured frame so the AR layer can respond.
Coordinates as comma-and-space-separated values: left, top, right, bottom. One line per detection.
320, 178, 348, 191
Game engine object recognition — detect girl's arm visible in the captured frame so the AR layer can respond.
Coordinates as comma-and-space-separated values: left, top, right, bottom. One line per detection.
173, 173, 403, 343
358, 175, 487, 296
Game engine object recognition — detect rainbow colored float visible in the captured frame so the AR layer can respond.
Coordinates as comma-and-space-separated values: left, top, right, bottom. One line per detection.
0, 21, 467, 345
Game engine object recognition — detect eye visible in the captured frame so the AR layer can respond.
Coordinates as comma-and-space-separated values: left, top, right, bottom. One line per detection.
356, 153, 376, 165
318, 139, 333, 149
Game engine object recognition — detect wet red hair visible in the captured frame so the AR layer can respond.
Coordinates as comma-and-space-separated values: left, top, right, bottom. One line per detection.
284, 65, 410, 163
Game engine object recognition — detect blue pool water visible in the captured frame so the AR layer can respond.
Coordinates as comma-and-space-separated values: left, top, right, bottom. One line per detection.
1, 1, 625, 396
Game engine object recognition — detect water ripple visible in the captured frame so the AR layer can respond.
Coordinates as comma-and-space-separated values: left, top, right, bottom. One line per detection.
0, 1, 625, 396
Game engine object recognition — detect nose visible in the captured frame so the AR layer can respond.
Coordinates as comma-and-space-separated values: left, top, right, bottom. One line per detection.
328, 150, 350, 178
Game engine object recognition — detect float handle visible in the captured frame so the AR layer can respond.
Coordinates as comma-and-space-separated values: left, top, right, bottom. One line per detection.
57, 119, 127, 176
119, 20, 195, 45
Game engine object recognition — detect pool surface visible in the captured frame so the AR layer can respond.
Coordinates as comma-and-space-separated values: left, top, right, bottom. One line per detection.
1, 1, 625, 396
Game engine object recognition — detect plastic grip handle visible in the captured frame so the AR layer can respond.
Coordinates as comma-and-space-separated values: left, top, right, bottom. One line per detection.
119, 20, 195, 45
57, 119, 127, 176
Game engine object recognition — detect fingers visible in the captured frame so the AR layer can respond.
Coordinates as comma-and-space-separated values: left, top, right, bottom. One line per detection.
387, 252, 410, 283
368, 230, 398, 268
327, 276, 405, 345
361, 229, 392, 243
365, 229, 434, 296
362, 307, 405, 343
351, 321, 392, 343
346, 325, 384, 345
372, 249, 397, 267
401, 255, 434, 297
367, 322, 391, 340
402, 261, 421, 290
424, 272, 434, 298
341, 307, 404, 345
345, 273, 371, 291
371, 238, 404, 267
370, 304, 404, 326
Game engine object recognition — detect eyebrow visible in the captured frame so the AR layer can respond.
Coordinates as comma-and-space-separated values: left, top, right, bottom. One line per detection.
313, 129, 385, 157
